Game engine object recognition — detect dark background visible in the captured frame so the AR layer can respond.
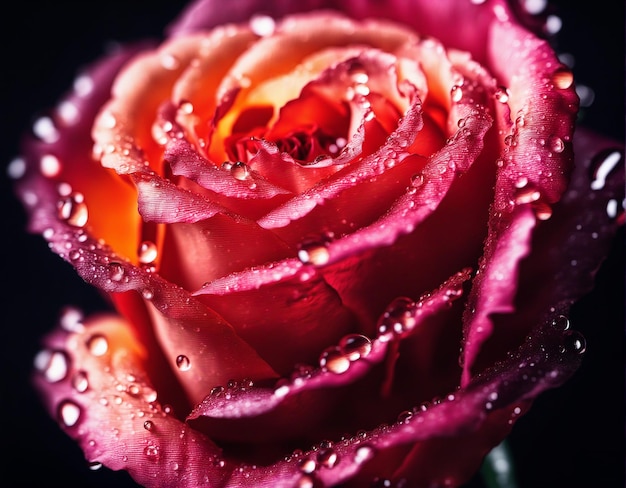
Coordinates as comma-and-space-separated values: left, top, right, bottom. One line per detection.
0, 1, 623, 487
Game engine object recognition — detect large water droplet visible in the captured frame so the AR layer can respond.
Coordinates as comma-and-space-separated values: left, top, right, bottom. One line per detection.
552, 67, 574, 89
86, 334, 109, 356
450, 85, 463, 102
316, 448, 339, 468
563, 330, 586, 354
494, 86, 510, 103
249, 14, 276, 36
354, 444, 375, 464
107, 262, 125, 282
34, 349, 70, 383
59, 306, 84, 332
550, 315, 570, 331
298, 240, 330, 266
378, 297, 416, 335
590, 149, 622, 191
144, 420, 155, 431
176, 354, 191, 371
138, 241, 158, 265
548, 135, 564, 153
144, 442, 160, 460
33, 116, 60, 143
319, 346, 350, 374
72, 371, 89, 393
58, 399, 81, 427
298, 457, 317, 474
338, 334, 372, 361
57, 192, 88, 227
231, 161, 250, 180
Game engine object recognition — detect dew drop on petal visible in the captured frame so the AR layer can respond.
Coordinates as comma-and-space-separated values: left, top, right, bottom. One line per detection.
231, 161, 250, 180
548, 135, 564, 153
552, 67, 574, 89
378, 297, 416, 335
298, 457, 317, 474
450, 85, 463, 102
249, 14, 276, 37
563, 330, 586, 354
58, 399, 81, 427
590, 149, 622, 191
176, 354, 191, 371
144, 420, 155, 431
86, 334, 108, 356
72, 371, 89, 393
88, 461, 103, 471
338, 334, 372, 361
138, 241, 158, 265
319, 346, 350, 374
33, 116, 60, 143
107, 262, 125, 282
144, 442, 160, 460
550, 315, 570, 331
35, 349, 70, 383
57, 192, 88, 227
316, 448, 339, 468
59, 306, 84, 332
523, 0, 547, 14
39, 154, 61, 178
494, 86, 509, 103
410, 173, 424, 188
354, 444, 375, 464
297, 240, 330, 266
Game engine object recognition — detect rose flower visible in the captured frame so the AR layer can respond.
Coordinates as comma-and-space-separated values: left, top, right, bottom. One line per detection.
11, 0, 624, 487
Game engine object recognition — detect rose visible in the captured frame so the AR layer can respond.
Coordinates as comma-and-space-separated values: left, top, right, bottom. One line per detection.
10, 0, 624, 487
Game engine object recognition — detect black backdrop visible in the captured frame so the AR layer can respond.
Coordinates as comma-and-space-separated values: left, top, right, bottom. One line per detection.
1, 2, 623, 487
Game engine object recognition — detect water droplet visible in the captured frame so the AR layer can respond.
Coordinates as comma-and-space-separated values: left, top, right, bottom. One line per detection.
590, 149, 622, 190
378, 297, 416, 335
33, 116, 60, 143
316, 448, 339, 468
100, 110, 117, 129
297, 475, 316, 488
494, 86, 509, 103
397, 410, 413, 424
144, 420, 155, 431
58, 399, 81, 427
550, 315, 570, 331
34, 349, 70, 383
563, 330, 586, 354
142, 288, 155, 300
88, 461, 103, 471
231, 161, 250, 180
72, 371, 89, 393
57, 192, 88, 227
249, 14, 276, 36
319, 347, 350, 374
298, 457, 317, 474
533, 201, 553, 220
410, 173, 424, 188
138, 241, 158, 265
546, 14, 562, 34
107, 262, 125, 282
354, 445, 375, 464
297, 240, 330, 266
144, 442, 160, 460
143, 387, 158, 403
160, 53, 180, 70
552, 67, 574, 89
338, 334, 372, 361
514, 186, 541, 205
523, 0, 547, 14
450, 85, 463, 102
176, 354, 191, 371
548, 135, 564, 153
178, 100, 194, 115
59, 306, 84, 332
86, 334, 108, 356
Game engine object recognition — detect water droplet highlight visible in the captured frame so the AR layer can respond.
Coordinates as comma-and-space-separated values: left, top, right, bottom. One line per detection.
319, 347, 350, 374
57, 192, 88, 227
35, 349, 70, 383
298, 240, 330, 266
338, 334, 372, 361
86, 334, 108, 356
138, 241, 158, 265
176, 354, 191, 371
590, 149, 622, 190
58, 399, 81, 427
552, 67, 574, 89
563, 330, 586, 354
72, 371, 89, 393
